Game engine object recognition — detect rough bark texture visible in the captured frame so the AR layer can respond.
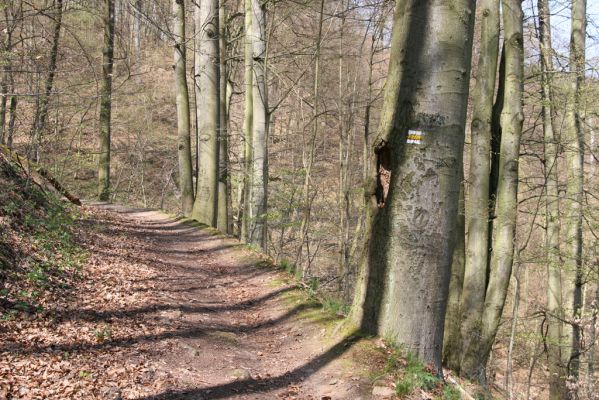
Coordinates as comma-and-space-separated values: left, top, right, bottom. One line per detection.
351, 0, 475, 373
478, 0, 524, 379
458, 0, 500, 379
248, 0, 268, 249
537, 0, 566, 397
191, 0, 220, 227
173, 0, 194, 217
562, 0, 586, 386
98, 0, 115, 201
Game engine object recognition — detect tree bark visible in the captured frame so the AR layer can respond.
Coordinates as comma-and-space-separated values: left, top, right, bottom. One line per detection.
0, 5, 16, 145
537, 0, 566, 397
98, 0, 115, 201
443, 174, 466, 371
350, 0, 475, 373
562, 0, 586, 388
458, 0, 500, 379
241, 0, 253, 242
191, 0, 220, 227
478, 0, 524, 379
248, 0, 268, 249
217, 4, 230, 234
173, 0, 194, 216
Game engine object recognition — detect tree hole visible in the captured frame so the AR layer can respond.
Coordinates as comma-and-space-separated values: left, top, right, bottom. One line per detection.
375, 141, 391, 208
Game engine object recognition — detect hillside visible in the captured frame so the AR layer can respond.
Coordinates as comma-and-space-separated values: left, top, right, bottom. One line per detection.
0, 148, 85, 318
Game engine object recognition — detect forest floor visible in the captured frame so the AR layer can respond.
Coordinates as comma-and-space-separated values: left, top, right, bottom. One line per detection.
1, 203, 402, 399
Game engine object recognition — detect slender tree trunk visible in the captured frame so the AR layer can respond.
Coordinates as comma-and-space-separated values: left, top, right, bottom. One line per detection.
296, 0, 325, 273
443, 174, 466, 370
587, 282, 599, 382
0, 10, 14, 145
134, 0, 142, 61
350, 0, 475, 373
31, 0, 63, 163
0, 81, 6, 145
6, 91, 16, 149
191, 0, 220, 227
173, 0, 194, 216
248, 0, 268, 249
337, 6, 348, 290
458, 0, 500, 379
241, 0, 253, 241
537, 0, 566, 397
506, 257, 521, 398
98, 0, 115, 201
217, 4, 230, 233
562, 0, 586, 388
478, 0, 524, 379
488, 46, 505, 270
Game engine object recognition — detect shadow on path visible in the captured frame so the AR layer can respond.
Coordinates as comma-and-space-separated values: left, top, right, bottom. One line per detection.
138, 333, 360, 400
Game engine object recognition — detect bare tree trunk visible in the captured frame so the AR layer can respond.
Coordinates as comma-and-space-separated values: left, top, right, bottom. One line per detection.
478, 0, 524, 379
31, 0, 63, 163
134, 0, 142, 61
217, 4, 230, 233
587, 281, 599, 383
173, 0, 194, 216
562, 0, 586, 389
0, 5, 15, 145
248, 0, 268, 249
6, 91, 17, 149
240, 0, 253, 242
458, 0, 500, 379
350, 0, 475, 373
443, 174, 466, 370
506, 257, 521, 398
98, 0, 115, 201
191, 0, 220, 227
537, 0, 566, 397
337, 4, 348, 291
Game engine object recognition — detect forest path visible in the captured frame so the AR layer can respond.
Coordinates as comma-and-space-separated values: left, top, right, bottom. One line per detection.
79, 204, 387, 399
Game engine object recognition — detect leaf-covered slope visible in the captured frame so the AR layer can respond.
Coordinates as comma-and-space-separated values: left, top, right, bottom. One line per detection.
0, 149, 85, 317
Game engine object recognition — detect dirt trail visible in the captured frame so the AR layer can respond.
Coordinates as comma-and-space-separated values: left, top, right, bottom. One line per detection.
81, 205, 387, 399
1, 203, 393, 399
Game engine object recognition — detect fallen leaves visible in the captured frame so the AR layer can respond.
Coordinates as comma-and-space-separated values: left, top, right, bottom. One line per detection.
0, 208, 167, 399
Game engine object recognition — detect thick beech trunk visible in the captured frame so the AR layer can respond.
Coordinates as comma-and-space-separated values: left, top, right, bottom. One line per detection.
350, 0, 475, 373
191, 0, 220, 227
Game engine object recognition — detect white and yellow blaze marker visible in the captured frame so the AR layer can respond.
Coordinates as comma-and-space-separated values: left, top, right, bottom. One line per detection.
407, 129, 424, 144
